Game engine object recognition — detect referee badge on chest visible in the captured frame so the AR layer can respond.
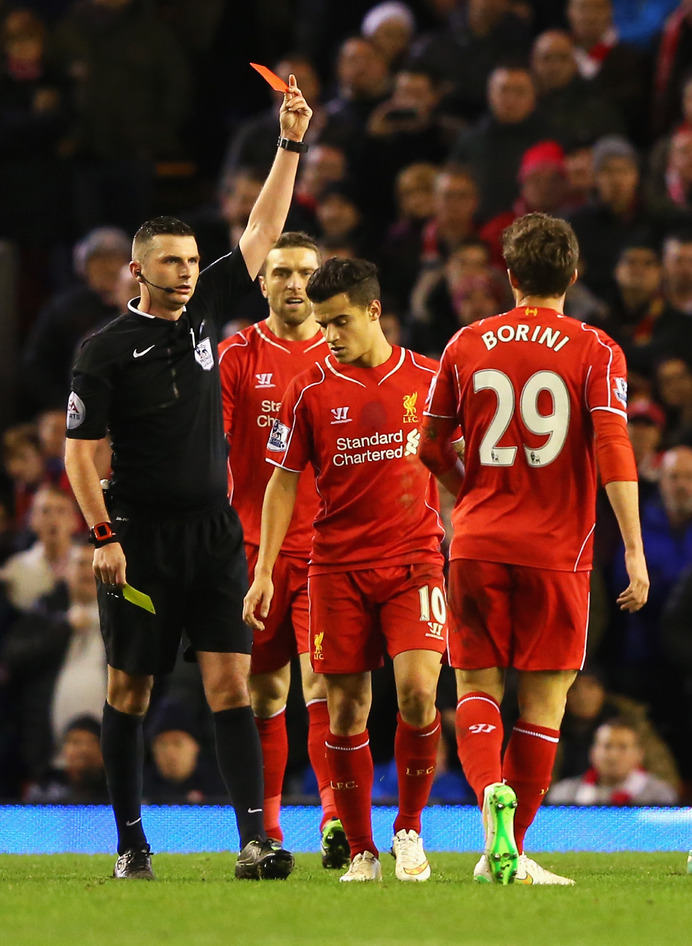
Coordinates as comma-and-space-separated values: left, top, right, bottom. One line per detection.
194, 337, 214, 371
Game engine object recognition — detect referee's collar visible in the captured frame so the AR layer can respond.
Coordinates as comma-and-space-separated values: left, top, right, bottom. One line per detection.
127, 298, 188, 320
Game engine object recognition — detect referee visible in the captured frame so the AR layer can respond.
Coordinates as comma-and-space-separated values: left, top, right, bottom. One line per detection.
64, 76, 312, 881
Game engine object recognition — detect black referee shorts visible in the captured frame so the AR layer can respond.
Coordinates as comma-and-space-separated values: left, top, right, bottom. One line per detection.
97, 503, 251, 675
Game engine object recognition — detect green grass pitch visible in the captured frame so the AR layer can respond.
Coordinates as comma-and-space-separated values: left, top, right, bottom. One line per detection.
1, 852, 691, 946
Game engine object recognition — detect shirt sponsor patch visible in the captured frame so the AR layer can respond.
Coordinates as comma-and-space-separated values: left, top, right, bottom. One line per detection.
267, 418, 290, 452
66, 391, 85, 429
194, 337, 214, 371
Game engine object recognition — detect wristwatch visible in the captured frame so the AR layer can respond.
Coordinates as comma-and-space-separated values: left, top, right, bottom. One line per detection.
89, 521, 119, 548
277, 136, 309, 154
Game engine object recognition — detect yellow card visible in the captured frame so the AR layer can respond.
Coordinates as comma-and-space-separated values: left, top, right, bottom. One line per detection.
123, 583, 156, 614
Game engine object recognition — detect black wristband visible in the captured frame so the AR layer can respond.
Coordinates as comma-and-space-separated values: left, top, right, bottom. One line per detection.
89, 521, 119, 548
277, 136, 309, 154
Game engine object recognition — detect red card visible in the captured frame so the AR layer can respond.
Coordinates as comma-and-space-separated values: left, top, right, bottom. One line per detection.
250, 62, 289, 92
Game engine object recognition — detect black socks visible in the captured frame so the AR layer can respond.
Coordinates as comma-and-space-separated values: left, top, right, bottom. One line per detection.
213, 705, 265, 848
101, 701, 148, 855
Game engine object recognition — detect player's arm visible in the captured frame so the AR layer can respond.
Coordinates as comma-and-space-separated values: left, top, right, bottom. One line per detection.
64, 438, 126, 587
419, 415, 465, 497
238, 75, 312, 279
242, 466, 300, 631
593, 409, 649, 612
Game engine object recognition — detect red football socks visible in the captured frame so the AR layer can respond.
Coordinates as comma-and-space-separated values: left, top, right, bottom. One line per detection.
325, 729, 376, 857
255, 710, 288, 842
393, 710, 441, 835
306, 698, 338, 827
455, 691, 504, 808
502, 718, 560, 853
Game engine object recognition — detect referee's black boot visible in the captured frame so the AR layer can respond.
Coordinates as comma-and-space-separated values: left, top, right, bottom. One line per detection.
113, 847, 155, 880
235, 837, 294, 880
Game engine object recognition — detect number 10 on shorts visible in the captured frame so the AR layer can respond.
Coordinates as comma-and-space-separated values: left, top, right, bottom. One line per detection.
419, 584, 446, 639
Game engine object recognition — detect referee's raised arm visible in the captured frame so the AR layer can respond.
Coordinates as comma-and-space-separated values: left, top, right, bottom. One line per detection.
238, 73, 312, 279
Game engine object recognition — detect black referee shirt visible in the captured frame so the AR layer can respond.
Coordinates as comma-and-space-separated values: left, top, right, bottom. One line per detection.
66, 249, 253, 514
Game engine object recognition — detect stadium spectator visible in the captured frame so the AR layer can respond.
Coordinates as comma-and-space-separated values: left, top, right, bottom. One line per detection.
52, 0, 193, 233
421, 212, 648, 885
0, 5, 72, 286
357, 64, 458, 226
218, 232, 345, 866
660, 126, 692, 210
554, 664, 681, 788
651, 1, 692, 137
64, 77, 312, 882
314, 181, 371, 258
244, 257, 450, 884
321, 35, 391, 166
530, 29, 626, 148
3, 540, 106, 782
627, 399, 666, 501
295, 141, 348, 217
567, 135, 655, 299
565, 0, 651, 143
361, 1, 417, 70
605, 445, 692, 724
480, 140, 570, 266
451, 64, 554, 221
655, 355, 692, 447
20, 226, 131, 415
1, 423, 46, 533
380, 164, 480, 313
24, 714, 109, 804
646, 74, 692, 208
408, 0, 533, 122
0, 485, 78, 611
143, 697, 225, 804
409, 245, 508, 357
389, 161, 439, 233
662, 230, 692, 313
547, 718, 679, 805
588, 235, 692, 391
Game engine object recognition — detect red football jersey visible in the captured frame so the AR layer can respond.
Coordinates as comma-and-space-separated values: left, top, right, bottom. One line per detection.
267, 346, 445, 573
425, 306, 629, 571
218, 320, 326, 555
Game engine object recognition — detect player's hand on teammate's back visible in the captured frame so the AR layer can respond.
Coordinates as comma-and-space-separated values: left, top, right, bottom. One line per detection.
242, 575, 275, 631
617, 548, 650, 612
279, 74, 312, 140
93, 543, 127, 588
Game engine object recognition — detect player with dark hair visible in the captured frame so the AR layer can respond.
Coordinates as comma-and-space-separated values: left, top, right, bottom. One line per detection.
420, 212, 649, 886
243, 257, 455, 883
218, 232, 348, 868
64, 77, 313, 881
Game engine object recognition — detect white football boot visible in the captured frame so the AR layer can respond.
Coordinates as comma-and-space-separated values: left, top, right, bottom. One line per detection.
391, 829, 431, 882
339, 850, 383, 883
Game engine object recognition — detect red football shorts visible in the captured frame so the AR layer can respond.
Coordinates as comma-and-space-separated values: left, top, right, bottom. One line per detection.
307, 563, 447, 673
246, 544, 310, 675
447, 558, 590, 672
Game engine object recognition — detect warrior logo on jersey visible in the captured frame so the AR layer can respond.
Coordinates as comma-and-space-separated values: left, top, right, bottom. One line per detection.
313, 630, 324, 660
403, 391, 418, 423
331, 406, 351, 424
194, 337, 214, 371
524, 306, 538, 317
255, 373, 275, 388
66, 392, 85, 429
267, 418, 290, 452
613, 376, 628, 406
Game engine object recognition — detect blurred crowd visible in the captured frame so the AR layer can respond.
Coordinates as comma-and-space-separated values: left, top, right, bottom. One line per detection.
2, 0, 692, 807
